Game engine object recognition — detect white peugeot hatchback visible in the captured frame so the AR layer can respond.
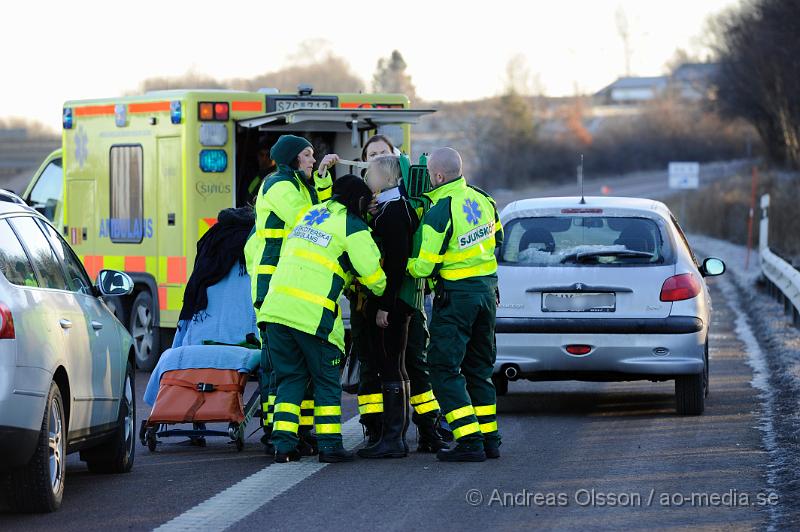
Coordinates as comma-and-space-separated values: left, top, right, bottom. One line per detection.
0, 191, 136, 512
493, 196, 725, 415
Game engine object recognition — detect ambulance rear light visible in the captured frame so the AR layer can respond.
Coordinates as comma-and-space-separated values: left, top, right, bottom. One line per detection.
63, 107, 73, 129
199, 149, 227, 172
199, 102, 214, 121
198, 102, 229, 121
199, 124, 228, 146
170, 101, 182, 124
214, 103, 229, 121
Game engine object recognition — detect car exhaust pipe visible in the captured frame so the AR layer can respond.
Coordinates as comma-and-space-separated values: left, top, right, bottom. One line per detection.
503, 365, 520, 381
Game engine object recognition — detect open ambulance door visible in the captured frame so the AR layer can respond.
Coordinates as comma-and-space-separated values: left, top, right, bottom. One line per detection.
233, 108, 435, 206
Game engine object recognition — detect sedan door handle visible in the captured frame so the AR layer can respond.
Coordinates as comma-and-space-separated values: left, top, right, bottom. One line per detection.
59, 319, 72, 329
91, 321, 104, 331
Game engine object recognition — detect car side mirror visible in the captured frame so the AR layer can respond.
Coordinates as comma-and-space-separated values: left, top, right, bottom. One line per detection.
700, 257, 725, 277
96, 269, 134, 296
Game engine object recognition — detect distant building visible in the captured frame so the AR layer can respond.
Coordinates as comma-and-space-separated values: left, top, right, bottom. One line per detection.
594, 62, 720, 106
670, 62, 719, 101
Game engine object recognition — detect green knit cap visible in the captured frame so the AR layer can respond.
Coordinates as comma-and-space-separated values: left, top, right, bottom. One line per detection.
269, 135, 312, 166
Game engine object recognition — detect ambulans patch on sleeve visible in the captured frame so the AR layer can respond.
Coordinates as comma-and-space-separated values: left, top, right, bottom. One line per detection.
458, 221, 494, 249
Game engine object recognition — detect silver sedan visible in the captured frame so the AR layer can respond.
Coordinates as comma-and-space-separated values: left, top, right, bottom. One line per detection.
0, 191, 136, 512
493, 196, 725, 415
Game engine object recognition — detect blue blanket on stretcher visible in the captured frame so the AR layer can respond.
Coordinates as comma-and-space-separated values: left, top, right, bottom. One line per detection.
144, 265, 261, 406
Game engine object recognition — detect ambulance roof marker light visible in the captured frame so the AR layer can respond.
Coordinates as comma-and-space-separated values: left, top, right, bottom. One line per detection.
170, 101, 182, 124
62, 107, 73, 129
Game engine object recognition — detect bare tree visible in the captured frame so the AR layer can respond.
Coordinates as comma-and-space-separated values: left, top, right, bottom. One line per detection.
712, 0, 800, 168
372, 50, 418, 103
615, 6, 632, 76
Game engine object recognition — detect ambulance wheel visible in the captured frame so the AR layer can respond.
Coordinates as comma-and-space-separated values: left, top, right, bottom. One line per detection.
130, 290, 160, 371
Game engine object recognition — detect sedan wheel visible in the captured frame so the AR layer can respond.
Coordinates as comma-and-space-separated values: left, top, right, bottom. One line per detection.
4, 382, 66, 512
82, 362, 136, 473
48, 395, 65, 496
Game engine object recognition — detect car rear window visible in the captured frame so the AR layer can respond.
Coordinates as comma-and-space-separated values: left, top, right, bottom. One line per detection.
500, 215, 673, 267
0, 219, 39, 287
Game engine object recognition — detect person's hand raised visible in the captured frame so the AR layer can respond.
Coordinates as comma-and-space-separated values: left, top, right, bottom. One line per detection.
318, 153, 340, 176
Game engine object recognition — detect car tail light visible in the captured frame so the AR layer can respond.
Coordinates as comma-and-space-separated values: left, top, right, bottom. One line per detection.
566, 344, 592, 355
198, 102, 214, 121
0, 303, 14, 339
213, 102, 229, 121
660, 273, 701, 302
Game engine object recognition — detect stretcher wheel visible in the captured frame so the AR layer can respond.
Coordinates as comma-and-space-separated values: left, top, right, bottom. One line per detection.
230, 422, 244, 452
145, 426, 158, 452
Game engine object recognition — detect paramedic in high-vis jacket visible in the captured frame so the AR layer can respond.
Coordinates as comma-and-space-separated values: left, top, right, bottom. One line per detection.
262, 175, 386, 463
407, 147, 504, 463
244, 134, 339, 456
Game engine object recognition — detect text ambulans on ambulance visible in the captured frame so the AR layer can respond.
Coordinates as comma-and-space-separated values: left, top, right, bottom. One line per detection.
23, 88, 434, 369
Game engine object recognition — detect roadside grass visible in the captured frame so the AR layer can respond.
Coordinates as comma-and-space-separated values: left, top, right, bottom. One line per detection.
665, 168, 800, 263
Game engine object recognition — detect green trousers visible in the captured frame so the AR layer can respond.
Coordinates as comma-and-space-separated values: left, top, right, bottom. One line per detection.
260, 328, 314, 434
355, 301, 440, 423
265, 323, 344, 453
427, 281, 499, 447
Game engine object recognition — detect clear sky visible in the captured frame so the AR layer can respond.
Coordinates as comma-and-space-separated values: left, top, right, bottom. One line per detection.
1, 0, 737, 131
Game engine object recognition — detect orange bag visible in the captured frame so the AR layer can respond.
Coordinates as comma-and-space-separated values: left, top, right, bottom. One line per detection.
147, 368, 248, 425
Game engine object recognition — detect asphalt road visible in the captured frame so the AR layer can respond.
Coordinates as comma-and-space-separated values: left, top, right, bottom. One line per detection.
491, 159, 753, 209
0, 277, 778, 530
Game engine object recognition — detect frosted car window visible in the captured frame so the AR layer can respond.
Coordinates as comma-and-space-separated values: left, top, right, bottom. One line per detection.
501, 216, 671, 267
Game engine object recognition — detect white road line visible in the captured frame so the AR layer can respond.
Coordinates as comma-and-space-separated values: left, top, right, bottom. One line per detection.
153, 416, 364, 532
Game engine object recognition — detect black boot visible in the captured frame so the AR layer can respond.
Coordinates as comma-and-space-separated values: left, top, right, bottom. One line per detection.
436, 440, 486, 462
274, 448, 301, 463
319, 446, 356, 463
297, 427, 319, 456
402, 381, 411, 453
359, 415, 382, 447
357, 382, 408, 459
485, 441, 501, 459
415, 412, 449, 453
260, 428, 275, 455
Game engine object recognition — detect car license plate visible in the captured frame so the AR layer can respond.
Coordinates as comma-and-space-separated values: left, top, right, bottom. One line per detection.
542, 292, 615, 312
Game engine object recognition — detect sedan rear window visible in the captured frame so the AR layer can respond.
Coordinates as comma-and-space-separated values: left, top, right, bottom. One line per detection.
500, 216, 672, 267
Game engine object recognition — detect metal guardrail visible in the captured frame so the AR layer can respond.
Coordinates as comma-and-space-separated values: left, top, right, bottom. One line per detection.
759, 193, 800, 326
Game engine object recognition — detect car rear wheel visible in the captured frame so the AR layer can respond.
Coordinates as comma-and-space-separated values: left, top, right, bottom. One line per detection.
675, 372, 705, 415
703, 340, 710, 398
81, 362, 136, 473
3, 382, 66, 512
130, 290, 160, 371
492, 374, 509, 396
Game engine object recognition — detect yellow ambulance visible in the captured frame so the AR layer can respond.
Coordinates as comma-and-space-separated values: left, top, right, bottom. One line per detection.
23, 87, 433, 369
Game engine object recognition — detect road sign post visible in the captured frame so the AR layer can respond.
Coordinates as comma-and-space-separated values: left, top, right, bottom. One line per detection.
668, 161, 699, 226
